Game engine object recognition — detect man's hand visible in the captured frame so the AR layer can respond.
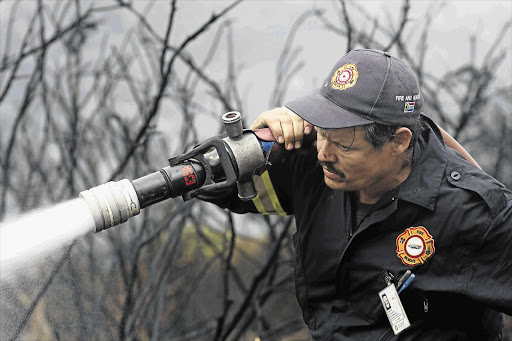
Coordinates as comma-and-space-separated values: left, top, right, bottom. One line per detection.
250, 107, 314, 150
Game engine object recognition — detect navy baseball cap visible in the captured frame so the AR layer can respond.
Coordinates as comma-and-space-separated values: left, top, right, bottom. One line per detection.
285, 49, 423, 128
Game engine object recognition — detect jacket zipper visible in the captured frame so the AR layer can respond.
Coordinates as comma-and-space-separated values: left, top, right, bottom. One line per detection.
379, 329, 393, 341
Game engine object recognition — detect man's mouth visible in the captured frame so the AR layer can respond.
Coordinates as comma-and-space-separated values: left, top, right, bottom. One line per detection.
318, 161, 345, 179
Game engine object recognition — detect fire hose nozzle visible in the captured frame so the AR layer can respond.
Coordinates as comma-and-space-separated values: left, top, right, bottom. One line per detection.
79, 179, 140, 233
81, 111, 271, 233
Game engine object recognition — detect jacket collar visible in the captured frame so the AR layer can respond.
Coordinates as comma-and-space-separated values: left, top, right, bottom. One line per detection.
397, 115, 447, 211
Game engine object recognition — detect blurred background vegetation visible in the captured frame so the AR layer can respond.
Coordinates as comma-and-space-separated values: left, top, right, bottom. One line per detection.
1, 1, 510, 340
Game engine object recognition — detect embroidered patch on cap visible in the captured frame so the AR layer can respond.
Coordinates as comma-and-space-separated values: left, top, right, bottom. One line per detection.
331, 63, 359, 91
404, 102, 415, 113
396, 226, 435, 266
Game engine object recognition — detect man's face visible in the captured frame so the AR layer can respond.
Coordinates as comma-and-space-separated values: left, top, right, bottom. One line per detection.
316, 125, 397, 193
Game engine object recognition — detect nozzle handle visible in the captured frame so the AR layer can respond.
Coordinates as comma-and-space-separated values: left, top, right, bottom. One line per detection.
169, 136, 237, 200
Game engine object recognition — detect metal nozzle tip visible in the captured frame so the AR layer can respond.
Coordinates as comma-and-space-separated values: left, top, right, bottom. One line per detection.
79, 179, 140, 233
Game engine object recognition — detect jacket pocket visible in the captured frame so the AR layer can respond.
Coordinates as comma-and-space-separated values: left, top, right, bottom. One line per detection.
360, 270, 391, 323
292, 232, 316, 329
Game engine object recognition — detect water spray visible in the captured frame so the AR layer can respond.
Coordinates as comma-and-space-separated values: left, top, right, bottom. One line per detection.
79, 112, 273, 233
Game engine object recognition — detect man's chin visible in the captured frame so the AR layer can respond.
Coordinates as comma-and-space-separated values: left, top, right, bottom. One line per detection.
324, 175, 349, 191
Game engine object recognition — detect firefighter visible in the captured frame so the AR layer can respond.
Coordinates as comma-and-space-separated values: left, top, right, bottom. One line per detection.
207, 49, 512, 340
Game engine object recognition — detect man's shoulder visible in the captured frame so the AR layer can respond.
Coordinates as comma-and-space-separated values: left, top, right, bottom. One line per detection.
443, 147, 510, 219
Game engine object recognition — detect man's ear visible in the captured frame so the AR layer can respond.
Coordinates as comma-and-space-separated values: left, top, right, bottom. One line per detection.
392, 127, 412, 155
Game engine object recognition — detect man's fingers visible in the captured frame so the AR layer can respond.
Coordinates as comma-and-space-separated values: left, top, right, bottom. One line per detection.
278, 113, 296, 150
304, 121, 313, 135
249, 115, 267, 130
266, 119, 285, 144
288, 111, 305, 149
250, 107, 313, 150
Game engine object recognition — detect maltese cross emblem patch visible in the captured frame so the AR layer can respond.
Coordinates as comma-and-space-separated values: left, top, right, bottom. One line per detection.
396, 226, 435, 266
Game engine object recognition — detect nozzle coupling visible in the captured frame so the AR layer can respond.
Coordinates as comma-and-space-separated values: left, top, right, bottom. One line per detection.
79, 179, 140, 233
222, 111, 244, 138
221, 111, 265, 200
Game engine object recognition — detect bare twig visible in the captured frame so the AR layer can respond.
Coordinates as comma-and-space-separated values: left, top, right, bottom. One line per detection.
219, 217, 293, 341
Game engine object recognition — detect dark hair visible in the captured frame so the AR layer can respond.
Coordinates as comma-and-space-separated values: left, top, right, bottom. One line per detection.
361, 116, 426, 151
361, 117, 426, 168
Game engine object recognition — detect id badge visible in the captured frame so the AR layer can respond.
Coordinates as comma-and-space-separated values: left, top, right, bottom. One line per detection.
378, 284, 411, 334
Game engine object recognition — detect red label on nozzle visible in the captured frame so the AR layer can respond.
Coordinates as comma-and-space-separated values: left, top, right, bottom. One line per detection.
180, 165, 197, 186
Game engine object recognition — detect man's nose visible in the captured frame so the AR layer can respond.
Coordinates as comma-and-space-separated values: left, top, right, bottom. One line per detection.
317, 141, 337, 163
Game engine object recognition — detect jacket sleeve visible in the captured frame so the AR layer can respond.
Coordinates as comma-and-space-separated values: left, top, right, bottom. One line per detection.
465, 198, 512, 315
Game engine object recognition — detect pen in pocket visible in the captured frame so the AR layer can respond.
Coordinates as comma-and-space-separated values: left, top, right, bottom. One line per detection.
397, 270, 415, 294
